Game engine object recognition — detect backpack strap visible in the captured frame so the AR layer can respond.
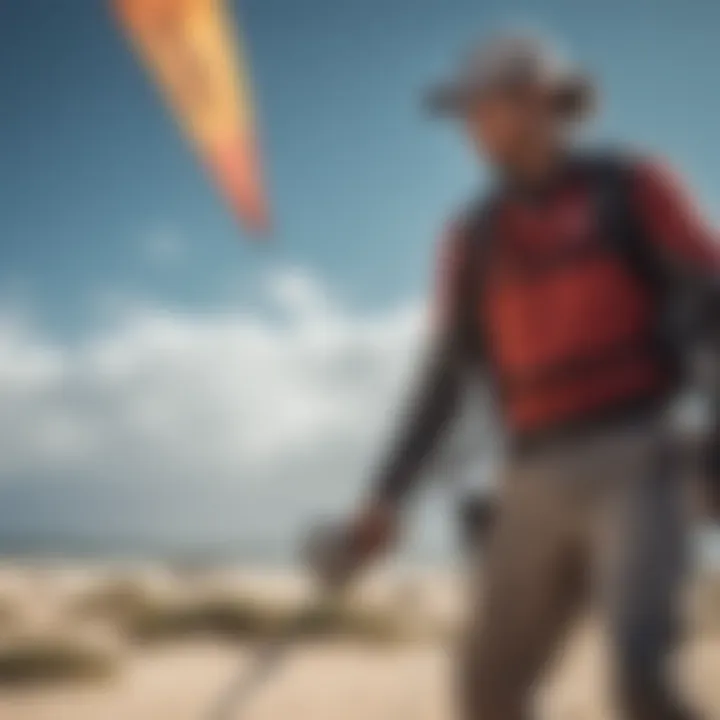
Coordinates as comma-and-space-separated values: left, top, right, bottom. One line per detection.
588, 151, 670, 298
589, 151, 684, 380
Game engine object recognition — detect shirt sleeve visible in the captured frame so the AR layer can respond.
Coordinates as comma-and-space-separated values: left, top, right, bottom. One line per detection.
370, 219, 471, 506
632, 158, 720, 496
432, 217, 469, 338
631, 158, 720, 277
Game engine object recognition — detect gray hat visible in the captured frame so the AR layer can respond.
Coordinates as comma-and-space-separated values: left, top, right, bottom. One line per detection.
426, 34, 594, 120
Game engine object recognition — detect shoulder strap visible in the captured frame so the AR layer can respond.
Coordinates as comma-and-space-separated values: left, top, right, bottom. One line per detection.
590, 151, 687, 378
588, 151, 669, 297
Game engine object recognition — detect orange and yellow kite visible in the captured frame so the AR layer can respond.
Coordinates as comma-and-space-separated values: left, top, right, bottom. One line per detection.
114, 0, 269, 234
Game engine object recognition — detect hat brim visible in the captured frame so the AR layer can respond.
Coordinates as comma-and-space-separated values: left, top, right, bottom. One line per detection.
425, 73, 595, 121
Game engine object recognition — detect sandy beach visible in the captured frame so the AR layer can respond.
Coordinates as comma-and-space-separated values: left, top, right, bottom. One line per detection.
0, 565, 717, 720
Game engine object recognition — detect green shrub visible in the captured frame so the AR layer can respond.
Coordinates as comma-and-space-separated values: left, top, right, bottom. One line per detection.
73, 576, 434, 646
287, 600, 407, 643
0, 638, 118, 686
130, 596, 410, 644
131, 597, 285, 642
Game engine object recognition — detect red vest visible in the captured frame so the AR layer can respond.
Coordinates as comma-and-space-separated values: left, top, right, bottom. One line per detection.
465, 157, 676, 438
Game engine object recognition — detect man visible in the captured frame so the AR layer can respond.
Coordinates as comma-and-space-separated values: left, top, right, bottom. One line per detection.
333, 35, 720, 720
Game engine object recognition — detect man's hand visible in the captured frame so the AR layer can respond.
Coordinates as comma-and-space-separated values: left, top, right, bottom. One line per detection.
304, 501, 400, 589
346, 500, 400, 569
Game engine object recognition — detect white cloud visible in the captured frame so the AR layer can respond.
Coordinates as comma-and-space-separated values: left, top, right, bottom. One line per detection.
0, 269, 428, 510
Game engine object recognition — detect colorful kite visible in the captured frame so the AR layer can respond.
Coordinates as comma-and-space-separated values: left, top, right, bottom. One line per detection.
113, 0, 269, 234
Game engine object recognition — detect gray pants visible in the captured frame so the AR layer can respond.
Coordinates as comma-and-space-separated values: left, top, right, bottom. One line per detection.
459, 417, 697, 720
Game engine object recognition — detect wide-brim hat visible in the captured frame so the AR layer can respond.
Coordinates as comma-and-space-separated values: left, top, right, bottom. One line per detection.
426, 34, 595, 121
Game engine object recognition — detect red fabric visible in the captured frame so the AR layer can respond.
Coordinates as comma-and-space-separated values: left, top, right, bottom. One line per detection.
632, 159, 720, 272
484, 255, 653, 376
508, 350, 667, 430
434, 156, 715, 436
481, 172, 668, 433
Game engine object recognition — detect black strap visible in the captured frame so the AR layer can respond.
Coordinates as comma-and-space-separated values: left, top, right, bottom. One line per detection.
588, 152, 670, 298
591, 152, 688, 385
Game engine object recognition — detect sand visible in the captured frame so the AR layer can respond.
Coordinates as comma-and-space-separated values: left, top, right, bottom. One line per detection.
0, 565, 717, 720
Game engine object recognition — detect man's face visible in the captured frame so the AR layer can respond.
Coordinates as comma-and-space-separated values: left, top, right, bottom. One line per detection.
463, 85, 556, 168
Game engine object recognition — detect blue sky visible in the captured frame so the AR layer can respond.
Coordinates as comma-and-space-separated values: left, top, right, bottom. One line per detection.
2, 0, 720, 333
0, 0, 719, 558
